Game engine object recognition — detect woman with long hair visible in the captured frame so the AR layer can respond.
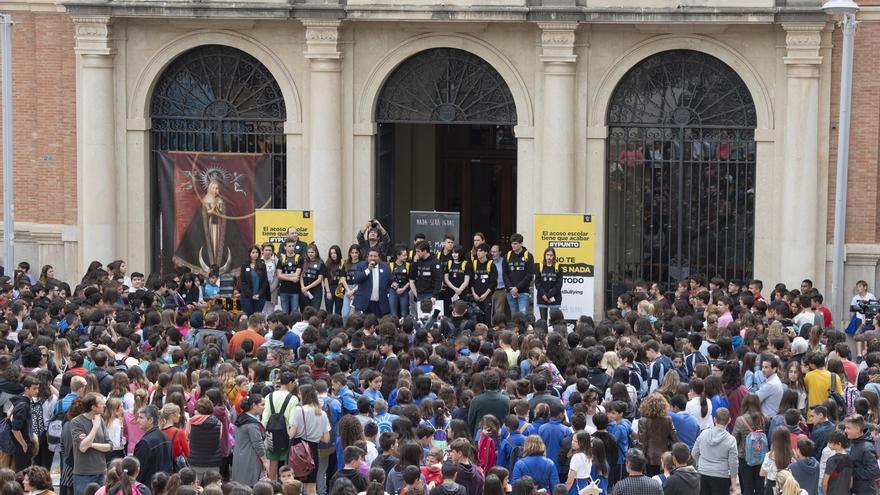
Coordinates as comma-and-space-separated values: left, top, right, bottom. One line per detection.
300, 244, 326, 310
769, 389, 804, 435
336, 415, 365, 470
760, 428, 795, 493
386, 441, 424, 495
342, 244, 363, 321
239, 245, 270, 315
535, 247, 564, 321
637, 393, 678, 476
686, 377, 713, 430
324, 245, 345, 315
565, 431, 609, 495
442, 245, 470, 316
290, 385, 331, 495
389, 245, 412, 318
103, 397, 126, 461
159, 403, 190, 460
732, 393, 767, 495
782, 361, 808, 413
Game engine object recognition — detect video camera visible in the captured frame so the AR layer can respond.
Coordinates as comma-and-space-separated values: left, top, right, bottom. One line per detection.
851, 299, 880, 328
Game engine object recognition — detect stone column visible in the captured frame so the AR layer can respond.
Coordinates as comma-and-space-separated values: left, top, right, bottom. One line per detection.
74, 16, 116, 270
539, 22, 578, 214
780, 23, 824, 286
304, 20, 343, 252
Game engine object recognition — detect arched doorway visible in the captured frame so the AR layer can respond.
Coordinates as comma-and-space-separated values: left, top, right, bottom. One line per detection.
375, 47, 518, 248
150, 45, 287, 272
604, 49, 757, 302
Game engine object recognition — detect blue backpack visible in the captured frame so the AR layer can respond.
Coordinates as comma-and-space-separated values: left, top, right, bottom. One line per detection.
743, 418, 768, 466
0, 415, 14, 454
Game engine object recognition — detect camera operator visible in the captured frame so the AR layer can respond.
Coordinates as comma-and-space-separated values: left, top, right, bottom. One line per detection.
851, 280, 877, 357
357, 219, 391, 260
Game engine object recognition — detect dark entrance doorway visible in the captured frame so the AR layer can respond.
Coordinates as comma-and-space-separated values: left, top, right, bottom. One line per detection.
604, 49, 757, 305
374, 48, 518, 248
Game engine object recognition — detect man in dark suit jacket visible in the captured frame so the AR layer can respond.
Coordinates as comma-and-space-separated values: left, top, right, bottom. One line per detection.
353, 248, 393, 316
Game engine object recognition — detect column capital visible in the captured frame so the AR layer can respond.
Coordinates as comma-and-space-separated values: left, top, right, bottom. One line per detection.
538, 21, 578, 64
303, 19, 342, 61
72, 16, 114, 57
782, 22, 824, 71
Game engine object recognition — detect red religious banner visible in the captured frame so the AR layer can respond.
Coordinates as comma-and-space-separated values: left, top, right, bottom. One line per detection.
158, 152, 272, 275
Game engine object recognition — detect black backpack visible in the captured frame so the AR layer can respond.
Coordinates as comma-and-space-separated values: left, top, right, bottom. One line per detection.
266, 393, 293, 454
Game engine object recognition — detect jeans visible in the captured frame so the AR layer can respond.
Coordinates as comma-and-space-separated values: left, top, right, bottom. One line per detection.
241, 297, 266, 316
506, 291, 529, 315
738, 460, 764, 495
342, 294, 355, 321
278, 292, 300, 314
73, 473, 105, 495
389, 288, 411, 317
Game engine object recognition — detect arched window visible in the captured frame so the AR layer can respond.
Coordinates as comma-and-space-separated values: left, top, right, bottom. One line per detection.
150, 45, 286, 272
376, 48, 517, 125
605, 49, 757, 301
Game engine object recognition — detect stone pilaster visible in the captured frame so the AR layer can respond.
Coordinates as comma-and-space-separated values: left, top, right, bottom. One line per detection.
304, 20, 343, 252
779, 22, 824, 286
74, 16, 117, 270
539, 22, 578, 214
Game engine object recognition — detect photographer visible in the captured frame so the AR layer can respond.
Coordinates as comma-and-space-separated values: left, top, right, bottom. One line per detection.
850, 280, 877, 357
357, 219, 392, 261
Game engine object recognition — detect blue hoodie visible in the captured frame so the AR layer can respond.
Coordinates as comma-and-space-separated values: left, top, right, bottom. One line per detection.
668, 411, 700, 449
789, 456, 819, 495
608, 418, 632, 464
512, 455, 559, 492
336, 385, 358, 415
537, 418, 571, 467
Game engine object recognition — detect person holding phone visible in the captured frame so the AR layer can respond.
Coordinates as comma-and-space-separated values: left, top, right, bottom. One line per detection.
357, 219, 391, 261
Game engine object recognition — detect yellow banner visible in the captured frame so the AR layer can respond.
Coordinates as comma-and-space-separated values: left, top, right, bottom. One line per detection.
533, 214, 596, 319
254, 209, 313, 246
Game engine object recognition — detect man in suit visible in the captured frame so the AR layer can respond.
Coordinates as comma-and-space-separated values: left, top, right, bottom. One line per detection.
353, 248, 393, 317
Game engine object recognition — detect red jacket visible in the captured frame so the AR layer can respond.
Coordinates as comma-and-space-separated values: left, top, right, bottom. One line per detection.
478, 434, 497, 472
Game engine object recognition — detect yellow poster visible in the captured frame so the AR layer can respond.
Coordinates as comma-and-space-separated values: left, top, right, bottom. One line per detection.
533, 214, 596, 319
254, 209, 313, 246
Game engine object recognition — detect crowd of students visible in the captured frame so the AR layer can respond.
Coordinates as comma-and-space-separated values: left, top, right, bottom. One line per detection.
0, 232, 876, 495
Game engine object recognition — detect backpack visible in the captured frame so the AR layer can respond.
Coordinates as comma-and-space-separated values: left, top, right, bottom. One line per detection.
288, 408, 316, 478
629, 367, 648, 399
114, 357, 130, 373
374, 413, 393, 435
47, 402, 67, 453
0, 411, 14, 454
828, 373, 847, 413
506, 443, 523, 473
266, 393, 293, 454
743, 417, 768, 466
427, 419, 448, 450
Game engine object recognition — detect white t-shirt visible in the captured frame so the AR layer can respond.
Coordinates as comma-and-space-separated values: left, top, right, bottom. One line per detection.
569, 452, 592, 479
686, 396, 714, 430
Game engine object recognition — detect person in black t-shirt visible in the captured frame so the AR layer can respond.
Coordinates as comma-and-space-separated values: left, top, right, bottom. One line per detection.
275, 239, 302, 315
822, 430, 853, 495
390, 246, 413, 318
469, 244, 497, 325
443, 246, 470, 317
300, 244, 326, 310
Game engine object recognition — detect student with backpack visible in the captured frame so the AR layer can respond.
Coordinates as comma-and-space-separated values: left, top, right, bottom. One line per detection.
732, 393, 768, 495
262, 372, 299, 481
498, 414, 527, 473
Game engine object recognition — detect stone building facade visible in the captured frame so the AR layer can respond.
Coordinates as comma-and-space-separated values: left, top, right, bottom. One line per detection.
0, 0, 878, 317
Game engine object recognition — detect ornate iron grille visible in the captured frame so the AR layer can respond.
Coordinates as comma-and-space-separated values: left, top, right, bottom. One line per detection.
605, 50, 757, 303
150, 45, 287, 272
376, 48, 517, 125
